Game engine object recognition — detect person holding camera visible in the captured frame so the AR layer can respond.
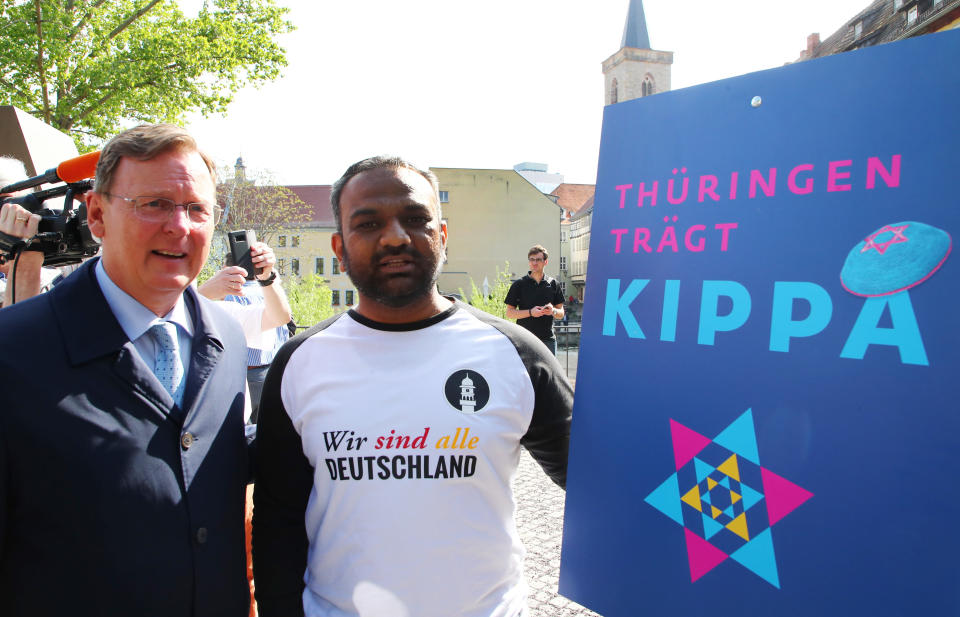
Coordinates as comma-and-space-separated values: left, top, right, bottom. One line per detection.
0, 157, 45, 306
0, 124, 252, 616
198, 240, 292, 422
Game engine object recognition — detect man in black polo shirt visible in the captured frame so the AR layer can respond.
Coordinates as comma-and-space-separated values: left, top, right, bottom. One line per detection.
505, 244, 565, 355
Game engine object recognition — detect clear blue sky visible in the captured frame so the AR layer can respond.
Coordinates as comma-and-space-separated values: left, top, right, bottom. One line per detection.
183, 0, 871, 186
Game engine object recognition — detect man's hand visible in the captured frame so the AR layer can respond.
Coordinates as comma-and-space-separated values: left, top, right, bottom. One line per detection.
531, 303, 554, 318
198, 266, 248, 300
250, 242, 276, 280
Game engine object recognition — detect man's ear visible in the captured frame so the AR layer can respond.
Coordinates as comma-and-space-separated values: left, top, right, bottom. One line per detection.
86, 192, 105, 239
331, 232, 346, 273
439, 220, 448, 250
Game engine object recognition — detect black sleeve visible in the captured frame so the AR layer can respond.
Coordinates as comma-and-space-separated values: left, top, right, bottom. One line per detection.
518, 348, 572, 489
460, 304, 572, 488
504, 280, 522, 308
252, 330, 316, 617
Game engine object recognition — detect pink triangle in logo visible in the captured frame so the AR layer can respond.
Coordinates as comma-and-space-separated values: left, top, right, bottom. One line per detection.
761, 467, 813, 526
684, 528, 728, 582
670, 419, 712, 470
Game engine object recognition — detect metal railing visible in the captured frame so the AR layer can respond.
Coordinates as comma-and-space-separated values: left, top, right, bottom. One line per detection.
554, 322, 582, 382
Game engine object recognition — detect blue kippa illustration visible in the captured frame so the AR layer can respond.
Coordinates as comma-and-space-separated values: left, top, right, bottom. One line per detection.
840, 221, 951, 297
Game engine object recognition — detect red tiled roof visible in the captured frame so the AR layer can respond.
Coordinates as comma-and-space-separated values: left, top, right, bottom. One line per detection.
550, 183, 595, 213
797, 0, 960, 61
216, 183, 334, 227
287, 185, 334, 226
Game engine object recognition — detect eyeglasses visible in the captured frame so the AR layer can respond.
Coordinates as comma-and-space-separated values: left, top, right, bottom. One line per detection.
528, 257, 545, 263
104, 193, 222, 226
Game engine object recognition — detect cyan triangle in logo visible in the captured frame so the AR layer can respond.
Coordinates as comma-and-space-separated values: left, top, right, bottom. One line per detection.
644, 473, 683, 526
714, 409, 760, 464
730, 528, 780, 588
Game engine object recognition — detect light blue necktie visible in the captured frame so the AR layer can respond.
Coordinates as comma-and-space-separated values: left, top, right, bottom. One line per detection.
150, 322, 184, 406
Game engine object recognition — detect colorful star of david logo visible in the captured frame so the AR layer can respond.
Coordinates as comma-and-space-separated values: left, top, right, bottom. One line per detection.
644, 409, 813, 588
860, 224, 909, 255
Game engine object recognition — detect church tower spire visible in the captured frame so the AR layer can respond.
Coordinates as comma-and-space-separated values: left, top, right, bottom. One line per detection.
603, 0, 673, 105
620, 0, 650, 49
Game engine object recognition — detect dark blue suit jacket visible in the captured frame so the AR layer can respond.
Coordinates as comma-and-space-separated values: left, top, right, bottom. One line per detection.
0, 259, 251, 616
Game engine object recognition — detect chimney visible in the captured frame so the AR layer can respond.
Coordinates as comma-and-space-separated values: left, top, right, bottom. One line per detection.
806, 33, 820, 55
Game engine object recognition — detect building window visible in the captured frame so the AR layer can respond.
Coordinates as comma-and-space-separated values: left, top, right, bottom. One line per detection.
559, 256, 567, 271
642, 76, 655, 97
315, 257, 324, 275
331, 290, 340, 306
332, 257, 340, 275
292, 235, 300, 247
277, 258, 286, 274
345, 290, 355, 305
438, 191, 449, 203
291, 258, 299, 276
907, 5, 918, 22
854, 21, 863, 38
278, 235, 286, 247
561, 230, 567, 242
560, 281, 567, 295
610, 78, 618, 104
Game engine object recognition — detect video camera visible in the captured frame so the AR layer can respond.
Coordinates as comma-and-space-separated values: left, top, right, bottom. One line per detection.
0, 151, 101, 267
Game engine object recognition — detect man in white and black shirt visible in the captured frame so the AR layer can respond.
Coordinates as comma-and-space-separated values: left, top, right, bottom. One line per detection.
253, 156, 572, 617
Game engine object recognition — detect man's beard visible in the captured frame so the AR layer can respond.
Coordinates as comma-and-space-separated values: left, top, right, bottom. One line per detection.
342, 244, 443, 308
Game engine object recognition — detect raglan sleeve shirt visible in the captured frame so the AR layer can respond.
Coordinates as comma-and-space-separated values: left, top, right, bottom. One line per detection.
252, 305, 572, 617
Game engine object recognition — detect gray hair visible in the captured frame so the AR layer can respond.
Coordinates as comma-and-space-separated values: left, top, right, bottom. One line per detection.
95, 124, 216, 195
0, 156, 27, 191
330, 156, 440, 233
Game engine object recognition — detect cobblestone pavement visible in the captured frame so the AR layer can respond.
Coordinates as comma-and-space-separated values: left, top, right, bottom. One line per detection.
513, 449, 601, 617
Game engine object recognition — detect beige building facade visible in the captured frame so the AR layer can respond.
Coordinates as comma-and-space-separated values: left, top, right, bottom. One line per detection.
269, 172, 564, 309
570, 206, 592, 302
270, 185, 358, 313
431, 168, 563, 298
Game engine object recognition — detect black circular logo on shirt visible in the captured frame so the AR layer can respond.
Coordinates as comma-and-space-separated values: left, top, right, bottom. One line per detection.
444, 370, 490, 414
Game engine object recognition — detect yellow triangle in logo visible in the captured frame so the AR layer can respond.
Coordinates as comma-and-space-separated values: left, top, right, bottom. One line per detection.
726, 513, 750, 541
711, 505, 722, 519
730, 491, 742, 504
681, 485, 702, 512
717, 454, 740, 481
707, 477, 718, 490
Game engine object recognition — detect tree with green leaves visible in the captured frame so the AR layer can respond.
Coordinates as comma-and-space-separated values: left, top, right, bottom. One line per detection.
460, 262, 512, 320
283, 273, 333, 328
0, 0, 293, 149
195, 264, 333, 328
217, 161, 312, 248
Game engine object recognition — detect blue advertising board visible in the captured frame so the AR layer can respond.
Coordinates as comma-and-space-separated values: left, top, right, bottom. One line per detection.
559, 30, 960, 617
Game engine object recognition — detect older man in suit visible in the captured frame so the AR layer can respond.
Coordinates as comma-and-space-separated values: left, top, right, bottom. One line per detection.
0, 124, 250, 616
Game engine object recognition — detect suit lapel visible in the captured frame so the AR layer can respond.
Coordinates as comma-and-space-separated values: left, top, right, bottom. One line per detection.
114, 343, 176, 414
180, 287, 225, 416
50, 259, 176, 420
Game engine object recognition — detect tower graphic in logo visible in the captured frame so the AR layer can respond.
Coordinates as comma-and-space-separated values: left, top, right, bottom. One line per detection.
444, 370, 489, 413
644, 409, 813, 588
459, 373, 477, 412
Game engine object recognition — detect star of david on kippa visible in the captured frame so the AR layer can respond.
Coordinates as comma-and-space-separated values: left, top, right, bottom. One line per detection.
840, 221, 951, 297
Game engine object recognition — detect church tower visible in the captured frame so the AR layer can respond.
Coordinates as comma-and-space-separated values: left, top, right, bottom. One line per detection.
602, 0, 673, 105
